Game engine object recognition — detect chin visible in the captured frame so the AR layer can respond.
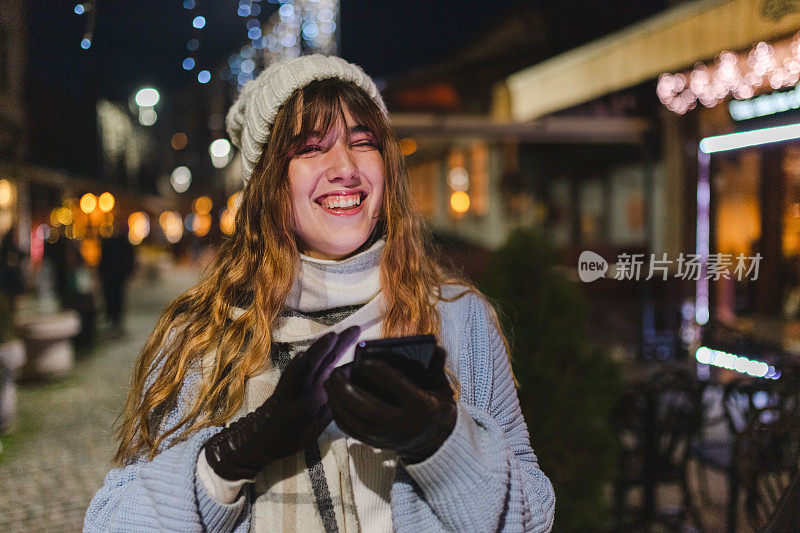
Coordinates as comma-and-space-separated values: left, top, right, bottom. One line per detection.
316, 234, 372, 258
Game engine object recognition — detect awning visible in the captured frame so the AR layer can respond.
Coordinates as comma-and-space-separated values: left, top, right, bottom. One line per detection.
390, 113, 650, 145
506, 0, 800, 121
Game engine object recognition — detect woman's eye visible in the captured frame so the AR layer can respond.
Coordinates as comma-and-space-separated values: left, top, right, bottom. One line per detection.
297, 145, 322, 155
352, 139, 377, 150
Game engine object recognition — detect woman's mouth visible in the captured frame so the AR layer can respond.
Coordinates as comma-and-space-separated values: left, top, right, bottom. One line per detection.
315, 192, 367, 216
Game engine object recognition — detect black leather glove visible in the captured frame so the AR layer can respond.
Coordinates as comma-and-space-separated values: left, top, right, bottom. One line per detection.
204, 325, 361, 480
323, 346, 457, 464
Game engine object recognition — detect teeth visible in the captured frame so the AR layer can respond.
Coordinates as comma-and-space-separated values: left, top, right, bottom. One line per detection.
320, 193, 362, 209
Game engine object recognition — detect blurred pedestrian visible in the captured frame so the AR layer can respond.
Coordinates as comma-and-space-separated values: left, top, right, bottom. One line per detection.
0, 227, 25, 435
98, 224, 135, 336
86, 55, 555, 532
0, 226, 24, 306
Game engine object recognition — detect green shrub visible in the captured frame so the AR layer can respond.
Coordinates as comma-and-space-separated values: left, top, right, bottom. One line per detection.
480, 227, 622, 532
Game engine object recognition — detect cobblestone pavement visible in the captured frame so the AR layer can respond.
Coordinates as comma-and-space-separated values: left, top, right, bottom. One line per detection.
0, 266, 198, 532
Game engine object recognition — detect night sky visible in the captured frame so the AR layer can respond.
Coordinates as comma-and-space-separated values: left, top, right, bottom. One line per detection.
27, 1, 670, 104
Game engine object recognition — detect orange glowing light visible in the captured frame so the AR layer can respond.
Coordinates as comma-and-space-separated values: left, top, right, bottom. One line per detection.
193, 196, 212, 215
171, 132, 188, 150
399, 138, 417, 156
80, 238, 101, 266
80, 193, 97, 214
53, 207, 73, 226
128, 211, 150, 245
220, 208, 234, 235
0, 179, 12, 208
193, 213, 212, 237
159, 211, 183, 243
450, 191, 470, 214
98, 192, 115, 212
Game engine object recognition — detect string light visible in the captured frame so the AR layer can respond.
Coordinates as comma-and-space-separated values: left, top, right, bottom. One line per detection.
226, 0, 340, 90
78, 1, 95, 51
659, 32, 800, 114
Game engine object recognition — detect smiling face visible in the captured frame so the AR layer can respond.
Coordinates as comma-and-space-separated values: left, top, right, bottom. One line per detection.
288, 106, 385, 260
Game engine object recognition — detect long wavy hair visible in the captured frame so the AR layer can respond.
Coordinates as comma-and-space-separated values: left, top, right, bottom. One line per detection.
114, 77, 510, 465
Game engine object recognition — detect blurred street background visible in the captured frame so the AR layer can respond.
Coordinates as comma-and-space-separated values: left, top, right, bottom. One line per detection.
2, 0, 800, 531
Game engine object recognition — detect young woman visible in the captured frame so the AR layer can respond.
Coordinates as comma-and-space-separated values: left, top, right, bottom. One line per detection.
85, 55, 555, 532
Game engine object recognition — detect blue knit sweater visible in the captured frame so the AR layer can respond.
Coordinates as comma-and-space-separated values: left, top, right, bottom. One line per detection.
84, 288, 555, 532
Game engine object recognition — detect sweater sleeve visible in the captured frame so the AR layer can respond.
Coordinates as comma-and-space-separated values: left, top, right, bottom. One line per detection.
84, 359, 250, 532
84, 425, 248, 532
390, 294, 555, 532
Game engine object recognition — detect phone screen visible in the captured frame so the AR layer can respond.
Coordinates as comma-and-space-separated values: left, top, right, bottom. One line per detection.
353, 334, 437, 370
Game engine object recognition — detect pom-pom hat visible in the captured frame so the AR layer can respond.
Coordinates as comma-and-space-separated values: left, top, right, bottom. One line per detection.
225, 54, 388, 184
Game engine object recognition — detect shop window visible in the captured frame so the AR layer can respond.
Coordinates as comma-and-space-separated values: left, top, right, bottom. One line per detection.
579, 180, 604, 244
469, 141, 489, 216
407, 160, 437, 218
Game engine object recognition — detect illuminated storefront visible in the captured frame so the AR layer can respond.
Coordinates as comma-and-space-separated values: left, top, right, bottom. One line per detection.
502, 0, 800, 357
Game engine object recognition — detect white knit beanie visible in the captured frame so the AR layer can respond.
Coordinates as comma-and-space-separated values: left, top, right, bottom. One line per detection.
225, 54, 388, 184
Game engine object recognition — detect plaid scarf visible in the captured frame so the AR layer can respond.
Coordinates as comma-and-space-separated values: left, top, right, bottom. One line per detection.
234, 238, 390, 533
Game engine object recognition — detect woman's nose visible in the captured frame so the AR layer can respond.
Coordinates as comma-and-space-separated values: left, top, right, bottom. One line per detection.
324, 142, 359, 182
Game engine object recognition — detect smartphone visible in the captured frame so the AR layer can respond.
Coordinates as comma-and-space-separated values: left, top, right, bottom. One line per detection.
353, 334, 437, 370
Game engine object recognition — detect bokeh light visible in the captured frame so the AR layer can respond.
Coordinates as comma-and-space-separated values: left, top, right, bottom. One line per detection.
98, 192, 115, 212
182, 57, 196, 70
193, 214, 212, 237
193, 196, 212, 215
220, 208, 235, 235
139, 108, 157, 126
80, 193, 97, 213
399, 138, 417, 156
193, 16, 206, 29
171, 132, 188, 150
128, 212, 150, 245
0, 179, 12, 207
209, 138, 232, 168
227, 192, 241, 211
159, 211, 184, 243
170, 166, 192, 193
74, 4, 85, 15
58, 207, 73, 226
134, 88, 160, 107
209, 138, 231, 158
448, 167, 469, 192
450, 191, 470, 214
197, 70, 211, 84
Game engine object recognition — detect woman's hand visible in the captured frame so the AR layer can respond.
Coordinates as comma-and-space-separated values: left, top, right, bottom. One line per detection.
204, 325, 361, 480
323, 347, 457, 464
